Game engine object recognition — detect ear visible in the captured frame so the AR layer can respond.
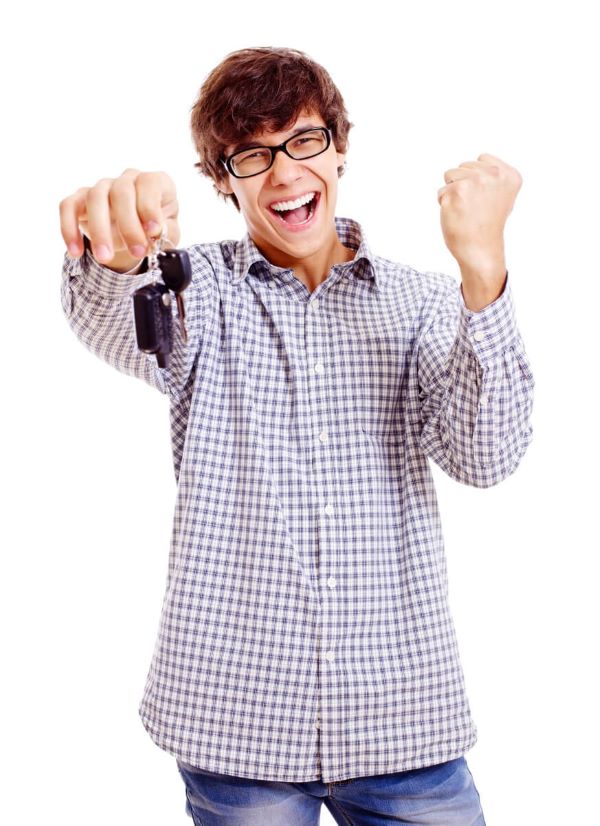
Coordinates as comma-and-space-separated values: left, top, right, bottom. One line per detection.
335, 148, 347, 178
217, 178, 234, 196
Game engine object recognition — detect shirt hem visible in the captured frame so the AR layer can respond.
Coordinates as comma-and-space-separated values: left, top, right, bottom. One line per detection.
139, 703, 478, 784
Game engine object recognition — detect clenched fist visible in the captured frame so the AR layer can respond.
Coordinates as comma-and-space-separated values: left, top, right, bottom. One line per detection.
437, 153, 522, 310
437, 153, 522, 275
59, 169, 181, 273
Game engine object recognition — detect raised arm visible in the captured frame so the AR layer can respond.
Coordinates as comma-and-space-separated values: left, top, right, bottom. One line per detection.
417, 271, 534, 487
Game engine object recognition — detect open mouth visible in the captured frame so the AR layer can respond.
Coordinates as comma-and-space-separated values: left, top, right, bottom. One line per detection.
268, 191, 320, 229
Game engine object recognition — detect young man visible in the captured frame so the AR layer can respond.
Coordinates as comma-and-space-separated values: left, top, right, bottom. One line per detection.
60, 46, 534, 825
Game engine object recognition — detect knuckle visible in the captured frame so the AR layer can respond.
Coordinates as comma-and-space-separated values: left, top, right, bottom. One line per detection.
110, 175, 129, 192
88, 179, 113, 200
59, 191, 80, 210
108, 181, 132, 207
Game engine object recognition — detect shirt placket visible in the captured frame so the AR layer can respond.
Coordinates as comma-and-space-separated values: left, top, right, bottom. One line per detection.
304, 280, 341, 777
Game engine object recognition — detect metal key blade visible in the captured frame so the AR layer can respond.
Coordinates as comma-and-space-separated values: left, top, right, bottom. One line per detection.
175, 293, 188, 343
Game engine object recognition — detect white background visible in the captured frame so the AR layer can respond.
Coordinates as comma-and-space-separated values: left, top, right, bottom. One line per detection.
2, 1, 598, 823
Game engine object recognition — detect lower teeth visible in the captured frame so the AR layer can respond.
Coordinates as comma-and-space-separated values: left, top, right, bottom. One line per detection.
297, 200, 315, 223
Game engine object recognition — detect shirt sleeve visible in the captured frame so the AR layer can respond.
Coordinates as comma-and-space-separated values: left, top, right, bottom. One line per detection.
60, 240, 213, 402
417, 270, 535, 488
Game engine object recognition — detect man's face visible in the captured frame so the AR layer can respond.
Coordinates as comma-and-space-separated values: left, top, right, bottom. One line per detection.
218, 110, 346, 268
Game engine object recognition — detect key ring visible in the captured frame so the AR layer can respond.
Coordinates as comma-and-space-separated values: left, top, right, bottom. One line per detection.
147, 226, 174, 277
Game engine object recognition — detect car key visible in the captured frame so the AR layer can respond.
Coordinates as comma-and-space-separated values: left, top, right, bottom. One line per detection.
132, 232, 174, 369
133, 280, 173, 368
158, 247, 192, 343
132, 229, 191, 367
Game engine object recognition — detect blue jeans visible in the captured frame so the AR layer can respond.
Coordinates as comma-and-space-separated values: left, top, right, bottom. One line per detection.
176, 756, 486, 825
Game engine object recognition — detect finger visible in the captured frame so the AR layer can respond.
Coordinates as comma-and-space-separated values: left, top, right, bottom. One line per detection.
443, 168, 474, 185
437, 185, 451, 206
461, 160, 505, 183
109, 174, 151, 258
135, 170, 179, 240
153, 218, 180, 251
477, 155, 523, 189
458, 160, 495, 171
59, 187, 91, 258
477, 153, 507, 166
85, 178, 116, 262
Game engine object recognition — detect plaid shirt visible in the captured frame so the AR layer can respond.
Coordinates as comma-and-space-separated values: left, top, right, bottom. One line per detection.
60, 216, 534, 783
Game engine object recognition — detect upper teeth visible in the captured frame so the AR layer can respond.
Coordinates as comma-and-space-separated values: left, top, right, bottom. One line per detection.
271, 192, 316, 212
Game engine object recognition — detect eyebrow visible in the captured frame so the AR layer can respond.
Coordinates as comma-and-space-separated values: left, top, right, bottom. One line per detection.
231, 124, 323, 154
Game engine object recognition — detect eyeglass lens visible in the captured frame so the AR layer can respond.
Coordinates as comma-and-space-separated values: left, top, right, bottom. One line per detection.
231, 129, 328, 177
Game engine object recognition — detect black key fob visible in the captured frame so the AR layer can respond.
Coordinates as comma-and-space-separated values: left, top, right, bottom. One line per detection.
159, 248, 192, 293
133, 282, 173, 369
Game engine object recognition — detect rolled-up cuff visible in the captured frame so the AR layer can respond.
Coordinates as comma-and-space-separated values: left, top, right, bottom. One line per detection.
71, 236, 151, 299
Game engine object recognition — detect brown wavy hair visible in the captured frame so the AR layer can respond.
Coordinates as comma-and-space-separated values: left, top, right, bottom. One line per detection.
190, 47, 353, 212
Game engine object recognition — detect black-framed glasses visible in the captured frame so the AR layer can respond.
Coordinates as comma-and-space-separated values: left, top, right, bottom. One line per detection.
221, 127, 332, 179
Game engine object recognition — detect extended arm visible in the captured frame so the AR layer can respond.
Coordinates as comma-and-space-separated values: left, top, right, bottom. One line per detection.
60, 241, 212, 401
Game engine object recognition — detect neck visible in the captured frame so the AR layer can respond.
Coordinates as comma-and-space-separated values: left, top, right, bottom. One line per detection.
256, 231, 356, 293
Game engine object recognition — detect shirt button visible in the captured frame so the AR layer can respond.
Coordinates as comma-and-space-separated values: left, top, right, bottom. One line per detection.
319, 431, 329, 443
267, 279, 276, 289
324, 503, 334, 516
315, 718, 320, 729
314, 362, 324, 374
325, 651, 335, 662
327, 576, 337, 588
340, 276, 349, 284
473, 330, 485, 342
480, 394, 489, 406
310, 299, 319, 311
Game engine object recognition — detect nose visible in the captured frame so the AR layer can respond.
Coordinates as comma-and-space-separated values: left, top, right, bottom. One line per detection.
268, 148, 304, 186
